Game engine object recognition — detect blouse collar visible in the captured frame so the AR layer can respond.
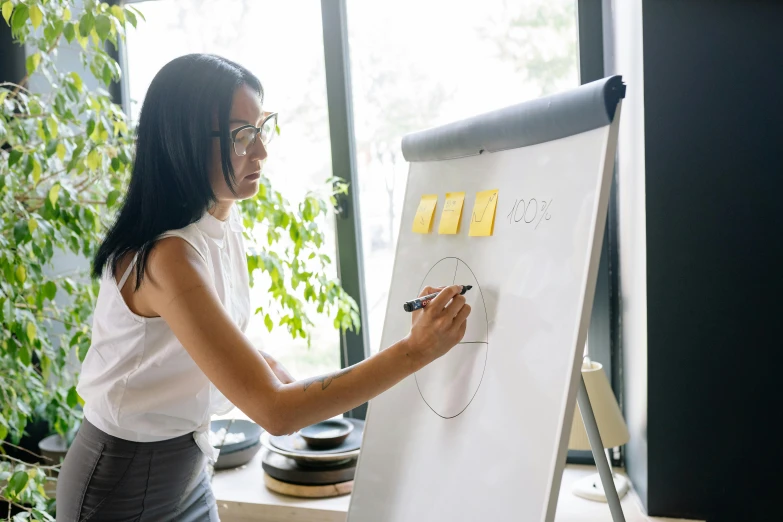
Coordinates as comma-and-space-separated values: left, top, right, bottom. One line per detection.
196, 207, 244, 248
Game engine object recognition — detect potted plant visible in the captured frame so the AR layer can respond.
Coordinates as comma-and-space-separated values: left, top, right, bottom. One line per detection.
1, 1, 359, 518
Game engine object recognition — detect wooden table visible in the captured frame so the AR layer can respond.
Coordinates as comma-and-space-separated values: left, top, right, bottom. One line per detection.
212, 451, 349, 522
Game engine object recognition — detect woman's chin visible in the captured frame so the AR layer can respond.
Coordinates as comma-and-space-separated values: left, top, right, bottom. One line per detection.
236, 178, 260, 199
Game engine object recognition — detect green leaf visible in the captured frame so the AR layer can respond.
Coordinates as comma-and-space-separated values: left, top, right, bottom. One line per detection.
63, 22, 75, 42
45, 138, 58, 157
95, 14, 110, 40
75, 22, 88, 49
67, 142, 84, 171
8, 149, 22, 167
0, 423, 7, 442
26, 322, 36, 342
83, 206, 96, 230
43, 281, 57, 300
89, 120, 100, 141
32, 157, 41, 183
125, 8, 137, 28
10, 4, 27, 32
87, 149, 100, 170
70, 71, 83, 92
44, 20, 58, 44
39, 354, 52, 380
264, 314, 274, 332
102, 63, 112, 86
57, 142, 67, 160
26, 52, 41, 74
63, 7, 71, 21
48, 116, 59, 139
67, 386, 79, 408
14, 220, 28, 244
113, 119, 127, 136
28, 217, 38, 234
110, 5, 125, 23
8, 470, 28, 497
106, 189, 120, 208
69, 332, 83, 348
36, 119, 46, 140
48, 184, 60, 206
29, 97, 42, 115
23, 154, 34, 176
18, 342, 31, 365
29, 4, 42, 29
78, 340, 90, 362
2, 2, 12, 25
79, 12, 94, 37
111, 156, 120, 172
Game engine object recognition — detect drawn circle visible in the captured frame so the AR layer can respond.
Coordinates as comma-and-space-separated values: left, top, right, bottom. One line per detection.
413, 257, 489, 419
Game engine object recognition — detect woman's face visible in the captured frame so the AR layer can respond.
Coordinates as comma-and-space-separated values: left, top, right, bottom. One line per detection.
209, 84, 268, 203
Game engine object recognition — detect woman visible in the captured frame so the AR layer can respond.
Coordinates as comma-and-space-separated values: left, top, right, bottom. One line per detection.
56, 54, 470, 521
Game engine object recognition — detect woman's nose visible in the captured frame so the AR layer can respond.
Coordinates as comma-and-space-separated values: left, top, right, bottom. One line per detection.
248, 136, 268, 161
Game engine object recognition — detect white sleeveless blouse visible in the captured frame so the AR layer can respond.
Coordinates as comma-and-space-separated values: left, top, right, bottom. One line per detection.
77, 207, 250, 461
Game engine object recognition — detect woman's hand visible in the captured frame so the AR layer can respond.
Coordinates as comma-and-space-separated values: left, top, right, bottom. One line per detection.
260, 351, 295, 384
405, 285, 471, 370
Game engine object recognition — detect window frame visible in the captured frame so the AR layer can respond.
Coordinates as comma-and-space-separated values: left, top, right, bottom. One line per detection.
572, 0, 623, 466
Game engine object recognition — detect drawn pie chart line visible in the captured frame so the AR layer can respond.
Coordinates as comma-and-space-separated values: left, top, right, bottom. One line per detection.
413, 257, 489, 419
414, 346, 489, 420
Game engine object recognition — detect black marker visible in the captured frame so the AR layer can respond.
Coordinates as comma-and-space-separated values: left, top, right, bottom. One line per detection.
403, 285, 472, 312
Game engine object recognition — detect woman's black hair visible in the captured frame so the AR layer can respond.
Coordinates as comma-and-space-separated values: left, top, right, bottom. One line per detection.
93, 54, 263, 288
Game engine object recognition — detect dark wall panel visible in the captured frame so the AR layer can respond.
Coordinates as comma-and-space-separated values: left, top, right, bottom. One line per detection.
641, 1, 783, 519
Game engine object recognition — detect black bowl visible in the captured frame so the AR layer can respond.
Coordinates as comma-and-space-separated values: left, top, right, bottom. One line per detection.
214, 440, 262, 470
210, 419, 263, 454
298, 419, 354, 450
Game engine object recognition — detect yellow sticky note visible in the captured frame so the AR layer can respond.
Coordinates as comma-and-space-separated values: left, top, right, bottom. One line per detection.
412, 194, 438, 234
438, 192, 465, 234
469, 189, 499, 237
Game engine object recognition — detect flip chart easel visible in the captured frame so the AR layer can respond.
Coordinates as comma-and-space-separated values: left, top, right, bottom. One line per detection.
348, 76, 628, 522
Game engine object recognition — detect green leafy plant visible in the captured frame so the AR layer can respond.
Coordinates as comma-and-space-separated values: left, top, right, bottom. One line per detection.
0, 1, 359, 517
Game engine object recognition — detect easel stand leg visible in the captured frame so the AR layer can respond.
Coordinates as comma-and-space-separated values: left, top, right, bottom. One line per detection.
576, 375, 627, 522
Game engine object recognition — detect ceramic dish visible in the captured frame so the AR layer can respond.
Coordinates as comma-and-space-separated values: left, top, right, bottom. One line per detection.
210, 419, 263, 454
261, 432, 360, 464
298, 419, 354, 449
269, 418, 363, 456
214, 440, 262, 470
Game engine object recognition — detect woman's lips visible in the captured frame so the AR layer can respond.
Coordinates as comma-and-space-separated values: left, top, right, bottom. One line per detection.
245, 172, 261, 181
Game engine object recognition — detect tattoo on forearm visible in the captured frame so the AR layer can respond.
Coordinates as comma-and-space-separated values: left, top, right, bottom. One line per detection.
302, 367, 353, 392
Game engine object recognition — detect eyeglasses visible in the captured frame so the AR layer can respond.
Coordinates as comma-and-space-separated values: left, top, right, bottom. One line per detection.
211, 112, 278, 157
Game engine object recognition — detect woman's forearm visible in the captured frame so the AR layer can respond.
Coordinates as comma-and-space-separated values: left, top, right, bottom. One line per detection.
266, 337, 420, 435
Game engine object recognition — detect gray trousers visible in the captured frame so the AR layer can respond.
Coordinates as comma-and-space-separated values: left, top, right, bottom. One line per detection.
56, 419, 219, 521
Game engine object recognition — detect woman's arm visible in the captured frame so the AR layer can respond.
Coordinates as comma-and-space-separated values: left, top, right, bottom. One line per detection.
259, 351, 295, 384
140, 237, 470, 436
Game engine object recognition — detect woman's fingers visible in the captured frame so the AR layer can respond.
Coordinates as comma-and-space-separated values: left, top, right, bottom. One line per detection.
419, 285, 444, 298
452, 303, 471, 326
445, 294, 467, 318
428, 285, 462, 313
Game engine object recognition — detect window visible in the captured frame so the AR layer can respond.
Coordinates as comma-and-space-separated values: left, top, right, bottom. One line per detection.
124, 1, 341, 380
345, 0, 579, 353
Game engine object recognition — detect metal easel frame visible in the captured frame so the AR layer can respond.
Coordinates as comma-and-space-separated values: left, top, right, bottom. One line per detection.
576, 376, 627, 522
